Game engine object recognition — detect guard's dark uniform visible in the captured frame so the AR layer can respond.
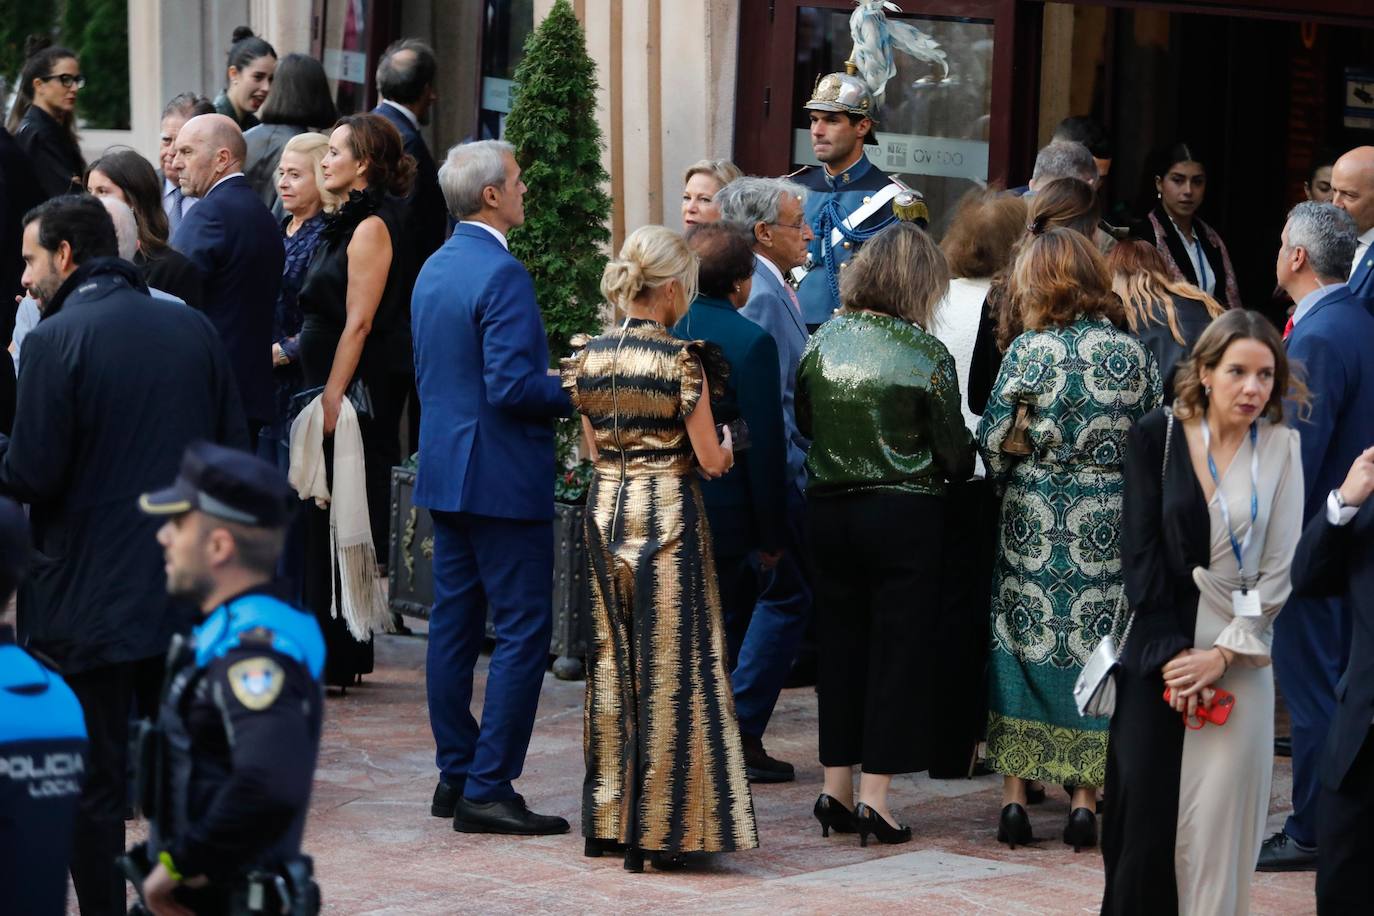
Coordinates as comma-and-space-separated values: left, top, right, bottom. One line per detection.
132, 590, 325, 915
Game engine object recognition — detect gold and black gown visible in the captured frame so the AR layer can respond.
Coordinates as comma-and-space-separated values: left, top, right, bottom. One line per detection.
561, 318, 758, 855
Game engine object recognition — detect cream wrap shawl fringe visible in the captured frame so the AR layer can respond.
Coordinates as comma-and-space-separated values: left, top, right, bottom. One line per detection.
288, 394, 391, 640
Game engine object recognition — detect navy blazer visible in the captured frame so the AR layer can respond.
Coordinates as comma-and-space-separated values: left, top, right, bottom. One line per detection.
171, 174, 285, 422
673, 296, 787, 556
1291, 500, 1374, 791
373, 103, 447, 268
1287, 285, 1374, 523
1351, 241, 1374, 313
411, 224, 569, 519
741, 257, 810, 491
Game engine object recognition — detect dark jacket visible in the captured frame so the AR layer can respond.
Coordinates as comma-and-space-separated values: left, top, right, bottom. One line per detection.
373, 102, 446, 374
0, 258, 247, 674
137, 246, 205, 310
213, 92, 258, 132
1292, 499, 1374, 791
673, 295, 787, 556
12, 106, 84, 201
242, 123, 308, 214
172, 174, 285, 423
0, 127, 44, 326
1130, 293, 1213, 404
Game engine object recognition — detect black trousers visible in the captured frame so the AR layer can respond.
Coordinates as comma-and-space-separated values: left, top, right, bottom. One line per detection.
1318, 726, 1374, 914
809, 490, 943, 774
67, 663, 138, 916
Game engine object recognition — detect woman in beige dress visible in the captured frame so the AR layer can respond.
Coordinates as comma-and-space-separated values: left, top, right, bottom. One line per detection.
1102, 309, 1306, 914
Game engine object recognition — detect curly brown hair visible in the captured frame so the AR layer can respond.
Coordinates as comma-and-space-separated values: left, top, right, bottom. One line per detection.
1173, 308, 1308, 423
1010, 227, 1124, 335
940, 187, 1027, 279
333, 113, 416, 197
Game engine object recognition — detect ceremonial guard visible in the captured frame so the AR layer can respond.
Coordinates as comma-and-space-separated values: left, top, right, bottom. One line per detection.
123, 443, 323, 916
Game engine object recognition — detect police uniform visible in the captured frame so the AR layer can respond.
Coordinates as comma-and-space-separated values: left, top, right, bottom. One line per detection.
791, 70, 928, 330
126, 443, 324, 915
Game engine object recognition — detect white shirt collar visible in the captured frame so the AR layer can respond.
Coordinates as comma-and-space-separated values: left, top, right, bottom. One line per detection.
755, 252, 787, 288
203, 171, 245, 198
1353, 226, 1374, 279
163, 176, 179, 197
380, 99, 420, 131
1292, 281, 1345, 327
461, 220, 509, 250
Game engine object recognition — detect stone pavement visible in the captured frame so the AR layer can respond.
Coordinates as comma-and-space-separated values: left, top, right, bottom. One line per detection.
105, 629, 1317, 914
296, 629, 1316, 915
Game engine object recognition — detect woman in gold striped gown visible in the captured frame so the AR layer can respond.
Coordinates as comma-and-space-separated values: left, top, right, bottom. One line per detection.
562, 226, 758, 872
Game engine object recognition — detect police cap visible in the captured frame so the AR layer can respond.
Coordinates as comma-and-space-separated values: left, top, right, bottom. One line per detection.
139, 441, 293, 528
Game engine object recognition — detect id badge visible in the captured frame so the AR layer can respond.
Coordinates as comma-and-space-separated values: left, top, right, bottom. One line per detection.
1232, 588, 1262, 618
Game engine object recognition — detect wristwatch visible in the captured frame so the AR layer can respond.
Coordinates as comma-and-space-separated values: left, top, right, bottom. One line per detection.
1332, 488, 1348, 511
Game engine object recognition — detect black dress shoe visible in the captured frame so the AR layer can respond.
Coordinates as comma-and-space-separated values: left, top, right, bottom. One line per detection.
997, 803, 1033, 849
1063, 807, 1097, 852
1256, 831, 1317, 872
453, 795, 570, 836
431, 780, 463, 818
584, 837, 626, 858
743, 734, 795, 784
854, 802, 911, 847
1274, 735, 1293, 757
813, 793, 858, 837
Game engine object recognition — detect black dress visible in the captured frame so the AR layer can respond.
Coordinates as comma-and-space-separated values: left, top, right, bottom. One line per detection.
296, 187, 408, 686
13, 106, 84, 201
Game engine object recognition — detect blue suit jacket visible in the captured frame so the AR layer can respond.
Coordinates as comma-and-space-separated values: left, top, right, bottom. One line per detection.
411, 224, 569, 519
673, 296, 787, 556
1287, 285, 1374, 522
171, 174, 284, 422
741, 257, 810, 491
1350, 242, 1374, 313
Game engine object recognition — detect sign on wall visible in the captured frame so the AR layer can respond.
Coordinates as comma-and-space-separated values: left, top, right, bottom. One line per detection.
792, 130, 989, 182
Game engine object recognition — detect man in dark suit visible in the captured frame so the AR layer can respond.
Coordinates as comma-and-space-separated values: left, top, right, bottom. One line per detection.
374, 39, 447, 455
1292, 446, 1374, 914
171, 114, 285, 446
2, 194, 246, 915
674, 222, 793, 783
1261, 201, 1374, 871
1331, 146, 1374, 312
412, 139, 570, 835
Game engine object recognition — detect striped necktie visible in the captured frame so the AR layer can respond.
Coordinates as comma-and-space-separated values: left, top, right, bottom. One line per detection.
167, 187, 184, 235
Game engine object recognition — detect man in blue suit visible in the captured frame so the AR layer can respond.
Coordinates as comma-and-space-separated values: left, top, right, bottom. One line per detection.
412, 139, 570, 835
1261, 201, 1374, 871
1331, 146, 1374, 312
717, 177, 816, 778
171, 114, 284, 445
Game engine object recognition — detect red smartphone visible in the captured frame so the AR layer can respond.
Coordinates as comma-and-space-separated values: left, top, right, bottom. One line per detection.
1163, 687, 1236, 728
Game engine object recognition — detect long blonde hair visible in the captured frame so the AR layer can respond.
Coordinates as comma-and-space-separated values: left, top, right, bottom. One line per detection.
601, 226, 699, 322
279, 131, 343, 213
1105, 239, 1223, 345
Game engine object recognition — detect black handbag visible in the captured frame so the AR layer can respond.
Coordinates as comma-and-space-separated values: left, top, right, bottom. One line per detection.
287, 379, 373, 423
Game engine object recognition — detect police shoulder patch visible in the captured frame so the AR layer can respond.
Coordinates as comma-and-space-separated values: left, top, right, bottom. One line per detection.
226, 656, 286, 711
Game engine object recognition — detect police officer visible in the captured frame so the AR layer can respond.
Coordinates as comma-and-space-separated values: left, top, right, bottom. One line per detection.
0, 497, 88, 916
792, 66, 928, 331
127, 442, 323, 916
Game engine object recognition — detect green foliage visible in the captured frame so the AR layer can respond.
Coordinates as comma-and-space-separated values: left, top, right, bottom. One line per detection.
504, 0, 611, 367
0, 1, 58, 100
68, 0, 129, 129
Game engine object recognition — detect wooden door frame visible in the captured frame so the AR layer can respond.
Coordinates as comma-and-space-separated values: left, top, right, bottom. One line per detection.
733, 0, 1035, 186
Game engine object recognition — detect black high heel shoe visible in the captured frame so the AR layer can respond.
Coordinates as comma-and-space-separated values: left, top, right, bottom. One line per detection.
585, 837, 625, 858
997, 803, 1033, 849
813, 793, 858, 837
853, 802, 911, 847
1063, 807, 1097, 852
624, 846, 644, 873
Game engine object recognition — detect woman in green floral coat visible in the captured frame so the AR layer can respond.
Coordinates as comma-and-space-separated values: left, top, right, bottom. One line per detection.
978, 227, 1161, 852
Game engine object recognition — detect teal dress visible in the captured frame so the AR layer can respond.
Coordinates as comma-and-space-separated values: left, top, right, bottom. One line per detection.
977, 316, 1161, 785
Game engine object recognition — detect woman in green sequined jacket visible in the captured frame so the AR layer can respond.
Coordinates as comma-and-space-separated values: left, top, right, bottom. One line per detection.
796, 222, 975, 847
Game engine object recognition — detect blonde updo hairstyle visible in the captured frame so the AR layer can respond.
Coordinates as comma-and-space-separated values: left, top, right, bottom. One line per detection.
600, 225, 699, 324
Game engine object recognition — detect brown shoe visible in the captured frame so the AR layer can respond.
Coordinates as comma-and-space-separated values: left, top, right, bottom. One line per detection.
742, 734, 795, 783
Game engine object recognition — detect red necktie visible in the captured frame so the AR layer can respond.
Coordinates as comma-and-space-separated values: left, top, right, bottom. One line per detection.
787, 287, 801, 312
1283, 316, 1293, 340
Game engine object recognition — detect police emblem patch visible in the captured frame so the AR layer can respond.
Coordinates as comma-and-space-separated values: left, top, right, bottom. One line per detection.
227, 657, 285, 710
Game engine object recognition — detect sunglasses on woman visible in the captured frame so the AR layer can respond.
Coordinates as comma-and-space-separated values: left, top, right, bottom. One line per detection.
39, 73, 86, 89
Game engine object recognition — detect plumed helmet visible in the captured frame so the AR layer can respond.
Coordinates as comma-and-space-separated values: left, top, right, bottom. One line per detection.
804, 69, 878, 123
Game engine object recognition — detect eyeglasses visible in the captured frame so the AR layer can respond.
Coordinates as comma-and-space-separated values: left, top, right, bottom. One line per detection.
769, 221, 808, 232
38, 73, 86, 89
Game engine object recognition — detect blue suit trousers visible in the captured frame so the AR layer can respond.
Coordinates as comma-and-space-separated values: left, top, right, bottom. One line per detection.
1274, 593, 1350, 846
426, 510, 553, 802
720, 490, 812, 739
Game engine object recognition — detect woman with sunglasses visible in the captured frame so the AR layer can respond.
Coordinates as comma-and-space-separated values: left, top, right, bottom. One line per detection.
6, 38, 86, 200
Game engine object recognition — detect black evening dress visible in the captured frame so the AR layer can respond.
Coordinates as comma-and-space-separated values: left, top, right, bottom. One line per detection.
296, 187, 409, 686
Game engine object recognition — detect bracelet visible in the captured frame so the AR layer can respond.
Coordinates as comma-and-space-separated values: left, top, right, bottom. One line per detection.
158, 850, 184, 883
1216, 647, 1231, 675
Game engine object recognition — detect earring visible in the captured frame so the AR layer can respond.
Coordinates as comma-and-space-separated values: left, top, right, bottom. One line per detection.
1204, 384, 1212, 396
732, 283, 740, 293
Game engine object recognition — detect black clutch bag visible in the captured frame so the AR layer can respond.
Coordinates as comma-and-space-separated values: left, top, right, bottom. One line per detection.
287, 379, 374, 423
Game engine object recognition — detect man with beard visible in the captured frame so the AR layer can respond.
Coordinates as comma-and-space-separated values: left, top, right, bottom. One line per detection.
1, 194, 245, 915
129, 442, 322, 915
791, 69, 927, 332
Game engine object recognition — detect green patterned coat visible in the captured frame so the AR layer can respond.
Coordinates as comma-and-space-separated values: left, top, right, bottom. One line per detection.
978, 317, 1161, 785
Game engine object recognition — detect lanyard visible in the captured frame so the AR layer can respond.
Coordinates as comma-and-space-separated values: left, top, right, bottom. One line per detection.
1192, 236, 1211, 292
1200, 414, 1259, 589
